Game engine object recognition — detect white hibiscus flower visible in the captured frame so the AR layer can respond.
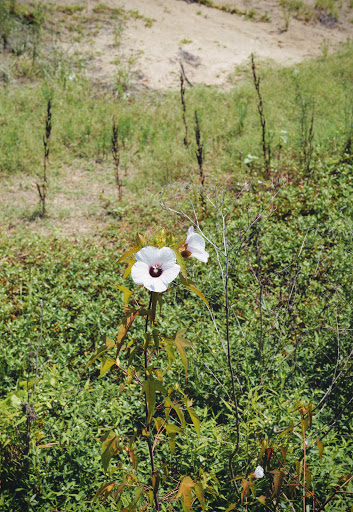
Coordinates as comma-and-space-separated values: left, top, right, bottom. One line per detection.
131, 246, 181, 293
254, 466, 264, 479
181, 226, 209, 263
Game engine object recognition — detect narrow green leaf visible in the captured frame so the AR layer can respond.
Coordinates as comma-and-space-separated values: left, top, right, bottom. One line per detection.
111, 479, 127, 503
225, 504, 236, 512
127, 346, 137, 366
173, 403, 186, 427
316, 438, 324, 462
118, 246, 139, 263
194, 482, 205, 511
180, 275, 209, 307
117, 311, 139, 355
99, 356, 116, 378
168, 432, 177, 456
154, 417, 165, 431
187, 406, 200, 437
117, 285, 133, 306
136, 232, 146, 246
174, 328, 192, 377
93, 481, 116, 503
278, 421, 294, 438
296, 460, 302, 479
143, 379, 167, 424
257, 496, 273, 511
123, 259, 135, 279
152, 329, 160, 350
100, 431, 120, 472
172, 246, 187, 278
84, 337, 115, 372
164, 341, 176, 370
152, 472, 160, 500
129, 485, 144, 511
165, 424, 183, 434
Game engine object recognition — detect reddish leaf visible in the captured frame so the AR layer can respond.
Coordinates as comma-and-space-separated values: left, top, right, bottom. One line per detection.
269, 469, 284, 498
316, 438, 324, 462
241, 479, 252, 504
194, 482, 205, 512
177, 476, 195, 512
116, 310, 139, 356
280, 445, 287, 464
93, 481, 116, 504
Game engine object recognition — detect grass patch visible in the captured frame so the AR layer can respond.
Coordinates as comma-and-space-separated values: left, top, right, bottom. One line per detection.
57, 5, 85, 15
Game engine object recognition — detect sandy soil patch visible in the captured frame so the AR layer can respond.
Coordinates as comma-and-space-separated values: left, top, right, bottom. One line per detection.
53, 0, 353, 89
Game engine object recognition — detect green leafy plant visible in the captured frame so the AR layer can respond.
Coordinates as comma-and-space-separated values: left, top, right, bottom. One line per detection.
88, 230, 210, 510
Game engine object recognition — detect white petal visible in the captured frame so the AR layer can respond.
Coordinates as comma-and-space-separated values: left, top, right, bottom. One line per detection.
131, 261, 149, 285
160, 264, 181, 286
187, 233, 206, 252
254, 466, 264, 479
158, 247, 177, 268
187, 226, 194, 239
189, 248, 209, 263
135, 246, 160, 265
145, 277, 168, 293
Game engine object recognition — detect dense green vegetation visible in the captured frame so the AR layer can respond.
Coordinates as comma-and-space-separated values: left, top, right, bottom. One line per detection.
1, 1, 353, 511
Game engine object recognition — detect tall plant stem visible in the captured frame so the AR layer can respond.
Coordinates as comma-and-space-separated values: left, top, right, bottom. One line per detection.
194, 110, 206, 208
255, 227, 264, 363
37, 99, 52, 217
302, 409, 306, 512
144, 292, 160, 511
225, 251, 240, 489
180, 70, 189, 147
251, 54, 270, 175
111, 117, 123, 200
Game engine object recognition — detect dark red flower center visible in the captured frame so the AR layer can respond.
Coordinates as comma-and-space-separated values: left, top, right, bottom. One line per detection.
149, 264, 163, 278
180, 243, 192, 259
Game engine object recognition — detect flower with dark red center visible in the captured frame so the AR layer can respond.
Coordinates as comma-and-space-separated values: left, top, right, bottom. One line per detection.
181, 227, 209, 263
131, 246, 181, 292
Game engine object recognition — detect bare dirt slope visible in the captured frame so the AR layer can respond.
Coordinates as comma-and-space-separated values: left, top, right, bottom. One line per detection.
56, 0, 353, 89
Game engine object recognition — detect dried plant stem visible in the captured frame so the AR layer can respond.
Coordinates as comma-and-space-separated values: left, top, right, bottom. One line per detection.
194, 110, 206, 207
111, 117, 123, 200
37, 99, 52, 217
180, 70, 189, 147
251, 54, 270, 175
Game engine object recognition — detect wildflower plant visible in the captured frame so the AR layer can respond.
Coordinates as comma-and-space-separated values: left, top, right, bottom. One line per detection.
87, 228, 212, 511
